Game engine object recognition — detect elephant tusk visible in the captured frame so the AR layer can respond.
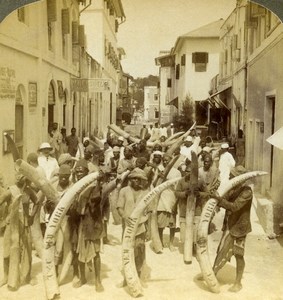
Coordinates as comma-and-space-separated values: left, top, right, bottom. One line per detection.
42, 171, 99, 300
196, 171, 268, 293
122, 177, 182, 297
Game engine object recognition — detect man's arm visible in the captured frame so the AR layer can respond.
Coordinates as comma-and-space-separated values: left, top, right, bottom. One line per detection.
0, 190, 11, 206
217, 187, 252, 212
116, 188, 126, 218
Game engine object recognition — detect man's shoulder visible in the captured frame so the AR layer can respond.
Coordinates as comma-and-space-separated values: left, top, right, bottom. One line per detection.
120, 185, 132, 193
240, 186, 253, 199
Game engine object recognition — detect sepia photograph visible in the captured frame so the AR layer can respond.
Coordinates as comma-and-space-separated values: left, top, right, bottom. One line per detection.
0, 0, 283, 299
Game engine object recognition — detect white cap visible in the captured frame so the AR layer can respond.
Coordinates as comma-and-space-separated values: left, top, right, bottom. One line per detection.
39, 142, 52, 150
83, 137, 90, 143
118, 136, 124, 141
153, 150, 163, 156
185, 136, 193, 142
221, 143, 229, 149
170, 123, 174, 126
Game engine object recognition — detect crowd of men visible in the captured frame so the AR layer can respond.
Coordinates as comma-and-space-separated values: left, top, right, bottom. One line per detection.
0, 121, 253, 294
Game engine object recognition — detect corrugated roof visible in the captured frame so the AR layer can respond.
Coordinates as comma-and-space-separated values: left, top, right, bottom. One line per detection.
181, 19, 224, 38
172, 19, 224, 53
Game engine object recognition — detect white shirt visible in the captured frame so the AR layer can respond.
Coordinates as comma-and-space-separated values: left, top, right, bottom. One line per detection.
219, 151, 236, 182
160, 127, 168, 138
38, 155, 59, 180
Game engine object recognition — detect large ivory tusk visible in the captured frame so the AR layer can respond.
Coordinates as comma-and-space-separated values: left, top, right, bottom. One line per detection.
15, 159, 59, 203
122, 177, 182, 297
4, 132, 20, 161
108, 124, 140, 144
42, 172, 99, 300
165, 131, 185, 143
196, 171, 268, 293
30, 191, 45, 259
7, 194, 22, 290
183, 151, 198, 264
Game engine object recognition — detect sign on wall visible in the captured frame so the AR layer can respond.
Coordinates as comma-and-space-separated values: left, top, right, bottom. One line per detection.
0, 67, 16, 100
71, 78, 111, 93
28, 82, 37, 107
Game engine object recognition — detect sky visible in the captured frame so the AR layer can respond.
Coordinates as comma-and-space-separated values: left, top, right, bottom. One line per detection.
117, 0, 237, 78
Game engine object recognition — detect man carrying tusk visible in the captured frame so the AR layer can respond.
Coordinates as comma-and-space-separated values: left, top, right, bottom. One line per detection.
212, 165, 253, 293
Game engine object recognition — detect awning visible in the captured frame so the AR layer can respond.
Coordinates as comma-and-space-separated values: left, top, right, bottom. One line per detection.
232, 93, 242, 108
197, 100, 210, 110
266, 126, 283, 150
167, 97, 178, 109
208, 88, 230, 111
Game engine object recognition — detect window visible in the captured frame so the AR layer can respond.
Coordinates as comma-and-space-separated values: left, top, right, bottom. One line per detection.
192, 52, 208, 72
155, 110, 159, 118
63, 91, 67, 126
47, 0, 57, 51
62, 9, 70, 58
176, 64, 180, 80
181, 54, 186, 66
17, 8, 25, 23
167, 78, 172, 88
154, 94, 158, 101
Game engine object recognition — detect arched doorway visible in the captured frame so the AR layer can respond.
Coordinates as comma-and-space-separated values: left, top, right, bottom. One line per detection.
63, 89, 68, 127
48, 82, 56, 133
15, 85, 25, 157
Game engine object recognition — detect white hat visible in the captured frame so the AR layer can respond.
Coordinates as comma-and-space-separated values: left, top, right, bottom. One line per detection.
39, 142, 53, 151
153, 150, 163, 156
185, 136, 193, 142
118, 136, 124, 141
221, 143, 229, 149
83, 137, 90, 143
170, 123, 174, 126
113, 146, 120, 152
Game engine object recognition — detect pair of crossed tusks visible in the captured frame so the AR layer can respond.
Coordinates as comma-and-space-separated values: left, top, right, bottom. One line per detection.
121, 170, 267, 297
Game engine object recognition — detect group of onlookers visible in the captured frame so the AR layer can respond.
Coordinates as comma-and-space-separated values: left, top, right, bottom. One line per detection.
0, 121, 251, 294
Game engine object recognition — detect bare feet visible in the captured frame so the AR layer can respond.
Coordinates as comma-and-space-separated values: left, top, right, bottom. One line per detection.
0, 278, 7, 287
72, 276, 87, 288
196, 274, 204, 281
95, 281, 104, 292
7, 285, 18, 291
29, 277, 38, 286
169, 244, 177, 252
229, 283, 242, 292
140, 280, 148, 288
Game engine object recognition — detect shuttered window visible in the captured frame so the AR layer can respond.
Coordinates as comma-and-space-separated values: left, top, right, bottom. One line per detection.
176, 64, 180, 80
192, 52, 208, 63
47, 0, 57, 22
167, 78, 172, 88
192, 52, 209, 72
78, 25, 85, 47
17, 8, 25, 23
72, 21, 78, 44
181, 54, 186, 66
62, 9, 70, 34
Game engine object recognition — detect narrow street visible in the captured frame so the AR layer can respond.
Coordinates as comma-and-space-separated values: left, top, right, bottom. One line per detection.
0, 1, 283, 300
1, 171, 283, 300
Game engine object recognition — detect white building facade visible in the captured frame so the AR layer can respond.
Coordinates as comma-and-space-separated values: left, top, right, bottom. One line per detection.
80, 0, 125, 137
0, 0, 84, 184
143, 86, 159, 123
